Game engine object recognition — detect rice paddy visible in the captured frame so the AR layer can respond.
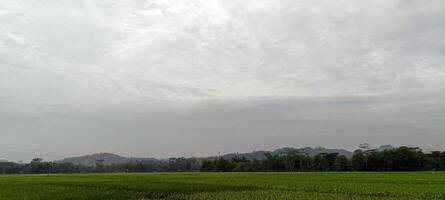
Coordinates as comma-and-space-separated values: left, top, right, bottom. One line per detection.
1, 172, 445, 199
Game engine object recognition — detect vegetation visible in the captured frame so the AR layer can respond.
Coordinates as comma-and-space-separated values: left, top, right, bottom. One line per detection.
1, 172, 445, 199
1, 146, 445, 174
0, 157, 201, 174
2, 146, 445, 199
203, 146, 444, 172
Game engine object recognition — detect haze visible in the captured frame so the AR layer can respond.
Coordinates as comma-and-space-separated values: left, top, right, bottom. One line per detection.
1, 0, 444, 162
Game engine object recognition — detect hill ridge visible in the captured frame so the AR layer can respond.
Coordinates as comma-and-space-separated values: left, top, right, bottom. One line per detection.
55, 146, 355, 165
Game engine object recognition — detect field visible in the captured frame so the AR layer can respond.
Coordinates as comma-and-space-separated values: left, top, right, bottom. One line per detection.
1, 172, 445, 200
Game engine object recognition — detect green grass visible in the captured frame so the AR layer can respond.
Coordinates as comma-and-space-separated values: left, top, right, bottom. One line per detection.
1, 172, 445, 199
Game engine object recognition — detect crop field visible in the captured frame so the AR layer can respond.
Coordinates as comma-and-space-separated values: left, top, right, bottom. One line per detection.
1, 172, 445, 200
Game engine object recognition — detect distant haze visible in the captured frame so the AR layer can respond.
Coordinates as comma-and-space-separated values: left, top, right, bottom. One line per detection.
1, 0, 445, 162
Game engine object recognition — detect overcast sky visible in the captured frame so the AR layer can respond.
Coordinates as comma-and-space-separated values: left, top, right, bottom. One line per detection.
1, 0, 445, 162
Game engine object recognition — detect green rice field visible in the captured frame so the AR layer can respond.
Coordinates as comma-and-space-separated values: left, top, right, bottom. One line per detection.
1, 172, 445, 200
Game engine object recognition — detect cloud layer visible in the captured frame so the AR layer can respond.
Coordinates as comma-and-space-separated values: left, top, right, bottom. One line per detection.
1, 0, 444, 161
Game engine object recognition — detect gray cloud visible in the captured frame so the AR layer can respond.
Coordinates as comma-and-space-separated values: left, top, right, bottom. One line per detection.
2, 92, 444, 161
1, 0, 445, 161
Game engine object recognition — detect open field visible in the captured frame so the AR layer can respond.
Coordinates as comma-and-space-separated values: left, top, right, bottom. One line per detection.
1, 172, 445, 200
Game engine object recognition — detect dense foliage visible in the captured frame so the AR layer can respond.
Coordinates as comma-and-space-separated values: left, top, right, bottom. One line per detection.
201, 146, 445, 172
0, 157, 201, 174
1, 146, 445, 174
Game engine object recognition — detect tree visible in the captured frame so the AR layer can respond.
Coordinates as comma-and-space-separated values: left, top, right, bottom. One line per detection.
352, 150, 366, 171
29, 158, 51, 174
31, 158, 43, 163
386, 146, 426, 171
95, 159, 105, 172
313, 153, 330, 171
262, 153, 284, 171
335, 155, 351, 171
280, 149, 303, 171
359, 143, 372, 151
200, 160, 214, 172
214, 158, 234, 172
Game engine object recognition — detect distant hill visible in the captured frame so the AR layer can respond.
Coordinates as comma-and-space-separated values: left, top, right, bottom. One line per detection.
55, 153, 157, 165
375, 145, 395, 151
417, 145, 445, 153
223, 147, 353, 160
55, 145, 404, 165
0, 159, 8, 163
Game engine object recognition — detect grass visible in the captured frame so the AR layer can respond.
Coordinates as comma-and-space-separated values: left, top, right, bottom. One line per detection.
1, 172, 445, 199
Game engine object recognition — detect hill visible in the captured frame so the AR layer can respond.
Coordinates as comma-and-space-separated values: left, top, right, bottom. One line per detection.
55, 145, 399, 165
55, 153, 156, 165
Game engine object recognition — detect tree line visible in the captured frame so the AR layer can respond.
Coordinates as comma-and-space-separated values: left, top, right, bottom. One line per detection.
202, 146, 445, 172
0, 157, 201, 174
1, 146, 445, 174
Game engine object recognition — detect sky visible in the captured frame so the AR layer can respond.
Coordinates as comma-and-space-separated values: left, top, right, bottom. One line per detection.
1, 0, 445, 162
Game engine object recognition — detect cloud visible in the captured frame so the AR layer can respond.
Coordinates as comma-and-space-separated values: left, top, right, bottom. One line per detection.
0, 0, 444, 161
1, 92, 444, 161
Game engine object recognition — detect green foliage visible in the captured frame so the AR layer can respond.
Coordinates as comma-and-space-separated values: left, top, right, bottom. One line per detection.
350, 146, 428, 171
334, 155, 351, 171
201, 146, 445, 172
1, 146, 444, 174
